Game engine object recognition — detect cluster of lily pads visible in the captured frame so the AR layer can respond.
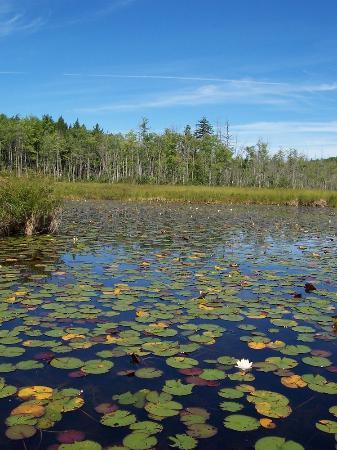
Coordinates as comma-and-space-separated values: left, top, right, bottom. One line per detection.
0, 202, 336, 449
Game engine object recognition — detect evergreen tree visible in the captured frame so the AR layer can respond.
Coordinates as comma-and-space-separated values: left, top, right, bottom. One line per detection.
55, 116, 68, 135
194, 116, 213, 139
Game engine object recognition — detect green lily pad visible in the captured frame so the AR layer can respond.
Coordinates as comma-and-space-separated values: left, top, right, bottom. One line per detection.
130, 421, 163, 434
186, 423, 218, 438
0, 384, 17, 398
59, 441, 102, 450
166, 357, 198, 369
199, 369, 226, 380
217, 356, 237, 366
224, 414, 260, 431
81, 359, 113, 374
134, 367, 163, 378
50, 357, 84, 370
329, 406, 337, 417
169, 434, 198, 449
123, 433, 157, 450
6, 415, 38, 427
218, 388, 244, 399
219, 401, 244, 412
316, 419, 337, 433
163, 379, 194, 396
255, 436, 304, 450
265, 357, 298, 369
145, 400, 183, 417
101, 410, 137, 427
5, 424, 37, 440
302, 356, 331, 367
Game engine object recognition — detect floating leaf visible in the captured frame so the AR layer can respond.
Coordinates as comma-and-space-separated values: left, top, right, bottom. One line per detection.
259, 418, 276, 429
50, 357, 84, 370
130, 421, 163, 434
81, 359, 113, 374
186, 423, 218, 438
134, 367, 163, 378
316, 419, 337, 433
255, 436, 304, 450
219, 401, 244, 412
224, 414, 260, 431
145, 400, 182, 417
58, 430, 86, 444
163, 379, 194, 396
218, 388, 244, 399
166, 357, 198, 369
18, 386, 53, 400
281, 375, 307, 389
101, 410, 137, 427
169, 434, 198, 449
123, 433, 157, 450
5, 425, 36, 440
302, 356, 331, 367
59, 441, 102, 450
199, 369, 226, 381
11, 403, 45, 418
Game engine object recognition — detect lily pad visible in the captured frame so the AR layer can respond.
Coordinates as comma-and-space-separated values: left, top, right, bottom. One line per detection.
101, 410, 137, 427
134, 367, 163, 378
123, 433, 157, 450
224, 414, 260, 431
255, 436, 304, 450
5, 424, 37, 440
163, 379, 194, 396
50, 357, 84, 370
169, 434, 198, 449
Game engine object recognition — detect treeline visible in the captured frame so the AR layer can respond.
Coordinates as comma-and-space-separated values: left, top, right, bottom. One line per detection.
0, 113, 336, 189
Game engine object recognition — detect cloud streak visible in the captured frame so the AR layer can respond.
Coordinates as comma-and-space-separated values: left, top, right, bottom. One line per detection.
73, 76, 337, 113
232, 121, 337, 134
231, 121, 337, 157
0, 2, 44, 37
64, 73, 283, 86
59, 0, 138, 27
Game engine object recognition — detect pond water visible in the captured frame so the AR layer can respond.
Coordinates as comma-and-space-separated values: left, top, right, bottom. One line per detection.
0, 202, 336, 450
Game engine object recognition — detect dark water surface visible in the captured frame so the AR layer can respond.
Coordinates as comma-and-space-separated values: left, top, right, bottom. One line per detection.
0, 202, 336, 450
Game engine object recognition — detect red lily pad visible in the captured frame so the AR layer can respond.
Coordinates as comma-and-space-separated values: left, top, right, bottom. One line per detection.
34, 352, 55, 361
68, 370, 86, 378
57, 430, 86, 444
185, 376, 219, 386
179, 368, 203, 376
94, 403, 119, 414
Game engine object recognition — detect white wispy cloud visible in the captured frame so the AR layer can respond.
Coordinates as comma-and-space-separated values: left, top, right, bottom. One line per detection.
232, 121, 337, 134
73, 77, 337, 113
64, 73, 283, 86
59, 0, 138, 27
0, 71, 25, 74
95, 0, 138, 16
232, 121, 337, 158
0, 1, 44, 37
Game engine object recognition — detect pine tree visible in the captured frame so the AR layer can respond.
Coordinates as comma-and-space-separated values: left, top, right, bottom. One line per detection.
55, 116, 68, 135
184, 124, 192, 136
194, 116, 213, 139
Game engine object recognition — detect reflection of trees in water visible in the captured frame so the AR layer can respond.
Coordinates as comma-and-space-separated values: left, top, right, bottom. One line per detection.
59, 202, 335, 261
0, 235, 64, 282
1, 202, 332, 276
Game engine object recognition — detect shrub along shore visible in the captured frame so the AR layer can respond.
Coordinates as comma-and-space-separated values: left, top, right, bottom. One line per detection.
54, 182, 337, 207
0, 178, 61, 236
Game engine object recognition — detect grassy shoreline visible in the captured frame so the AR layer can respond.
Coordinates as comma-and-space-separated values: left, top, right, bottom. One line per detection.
0, 178, 61, 236
54, 182, 337, 207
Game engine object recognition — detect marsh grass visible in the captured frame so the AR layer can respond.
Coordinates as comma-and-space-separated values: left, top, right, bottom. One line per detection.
0, 178, 62, 236
55, 182, 337, 207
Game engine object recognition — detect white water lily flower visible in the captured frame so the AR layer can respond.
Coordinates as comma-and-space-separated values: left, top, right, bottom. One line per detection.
235, 359, 253, 371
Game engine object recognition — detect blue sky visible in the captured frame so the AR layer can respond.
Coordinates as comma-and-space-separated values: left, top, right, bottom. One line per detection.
1, 0, 337, 158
